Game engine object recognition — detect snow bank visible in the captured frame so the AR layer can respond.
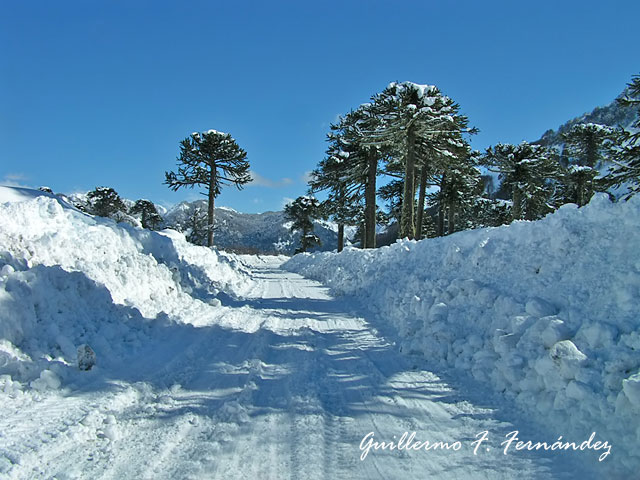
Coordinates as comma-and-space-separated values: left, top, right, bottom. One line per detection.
0, 257, 153, 389
0, 187, 255, 392
0, 189, 253, 319
284, 194, 640, 473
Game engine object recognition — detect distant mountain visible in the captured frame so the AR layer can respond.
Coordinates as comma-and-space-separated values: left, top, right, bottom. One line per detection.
534, 87, 636, 149
163, 200, 344, 255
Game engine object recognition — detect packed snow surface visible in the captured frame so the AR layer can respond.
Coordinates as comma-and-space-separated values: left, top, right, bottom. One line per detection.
285, 193, 640, 476
0, 186, 631, 478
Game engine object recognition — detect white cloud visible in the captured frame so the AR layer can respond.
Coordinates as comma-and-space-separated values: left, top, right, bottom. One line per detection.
248, 171, 294, 188
300, 171, 314, 184
280, 197, 294, 209
1, 173, 31, 188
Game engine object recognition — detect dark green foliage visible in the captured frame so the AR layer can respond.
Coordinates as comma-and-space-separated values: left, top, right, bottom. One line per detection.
606, 74, 640, 199
558, 123, 616, 206
165, 203, 208, 245
378, 179, 403, 225
284, 196, 322, 253
464, 198, 512, 229
309, 140, 362, 251
165, 130, 251, 247
558, 165, 600, 207
438, 159, 482, 234
130, 199, 163, 230
482, 142, 560, 221
311, 105, 383, 249
183, 204, 208, 245
367, 82, 473, 239
562, 123, 616, 168
87, 187, 127, 218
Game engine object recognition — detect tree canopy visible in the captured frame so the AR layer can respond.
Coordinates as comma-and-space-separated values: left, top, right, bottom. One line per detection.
165, 130, 251, 247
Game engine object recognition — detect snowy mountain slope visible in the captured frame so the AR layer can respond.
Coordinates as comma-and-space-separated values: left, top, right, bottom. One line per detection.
534, 87, 636, 149
163, 199, 342, 254
284, 194, 640, 476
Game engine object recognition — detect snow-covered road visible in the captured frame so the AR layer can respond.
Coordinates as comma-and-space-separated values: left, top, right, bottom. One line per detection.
2, 256, 591, 479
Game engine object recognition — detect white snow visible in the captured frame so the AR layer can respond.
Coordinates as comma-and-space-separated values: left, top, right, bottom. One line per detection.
0, 186, 256, 387
204, 129, 227, 136
285, 193, 640, 476
0, 186, 633, 478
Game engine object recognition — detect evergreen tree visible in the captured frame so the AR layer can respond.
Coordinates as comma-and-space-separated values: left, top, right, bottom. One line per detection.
561, 123, 616, 206
313, 105, 383, 249
482, 142, 560, 221
463, 198, 511, 229
87, 187, 127, 218
368, 82, 473, 239
607, 74, 640, 199
439, 158, 482, 234
378, 179, 404, 226
309, 143, 361, 251
165, 130, 251, 247
284, 196, 322, 254
130, 200, 163, 230
184, 204, 208, 245
422, 143, 479, 237
563, 123, 616, 168
558, 165, 599, 207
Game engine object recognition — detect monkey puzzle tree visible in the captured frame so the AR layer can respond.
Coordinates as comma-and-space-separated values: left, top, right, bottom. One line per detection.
561, 123, 616, 206
313, 105, 383, 249
284, 196, 322, 254
482, 142, 560, 221
165, 130, 251, 247
367, 82, 472, 239
87, 186, 127, 218
607, 74, 640, 199
130, 199, 163, 230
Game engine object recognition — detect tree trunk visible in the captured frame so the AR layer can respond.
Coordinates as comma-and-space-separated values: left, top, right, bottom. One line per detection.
301, 226, 309, 252
364, 150, 377, 249
207, 167, 216, 247
586, 137, 597, 168
415, 163, 429, 240
361, 222, 367, 248
512, 186, 522, 221
437, 172, 446, 236
400, 127, 416, 239
337, 224, 344, 252
448, 200, 455, 235
576, 175, 585, 207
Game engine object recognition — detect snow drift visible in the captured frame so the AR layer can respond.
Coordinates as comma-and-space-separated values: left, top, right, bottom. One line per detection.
284, 193, 640, 473
0, 186, 254, 391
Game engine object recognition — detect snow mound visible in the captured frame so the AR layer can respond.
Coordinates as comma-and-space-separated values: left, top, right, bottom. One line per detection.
0, 187, 255, 390
0, 188, 253, 319
284, 193, 640, 474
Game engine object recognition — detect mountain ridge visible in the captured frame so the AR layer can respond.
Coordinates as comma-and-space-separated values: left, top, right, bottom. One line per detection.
534, 86, 636, 149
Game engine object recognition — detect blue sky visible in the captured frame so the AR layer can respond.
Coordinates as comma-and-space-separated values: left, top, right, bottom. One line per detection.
1, 0, 638, 213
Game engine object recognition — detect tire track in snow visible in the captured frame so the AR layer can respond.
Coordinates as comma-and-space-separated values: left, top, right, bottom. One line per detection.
2, 255, 598, 479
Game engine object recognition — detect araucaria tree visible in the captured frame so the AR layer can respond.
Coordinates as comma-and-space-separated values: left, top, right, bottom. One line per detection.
309, 81, 475, 245
607, 74, 640, 199
310, 105, 383, 249
367, 82, 473, 239
87, 187, 127, 218
284, 196, 322, 254
561, 123, 616, 206
130, 199, 163, 230
482, 142, 560, 221
165, 130, 251, 247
